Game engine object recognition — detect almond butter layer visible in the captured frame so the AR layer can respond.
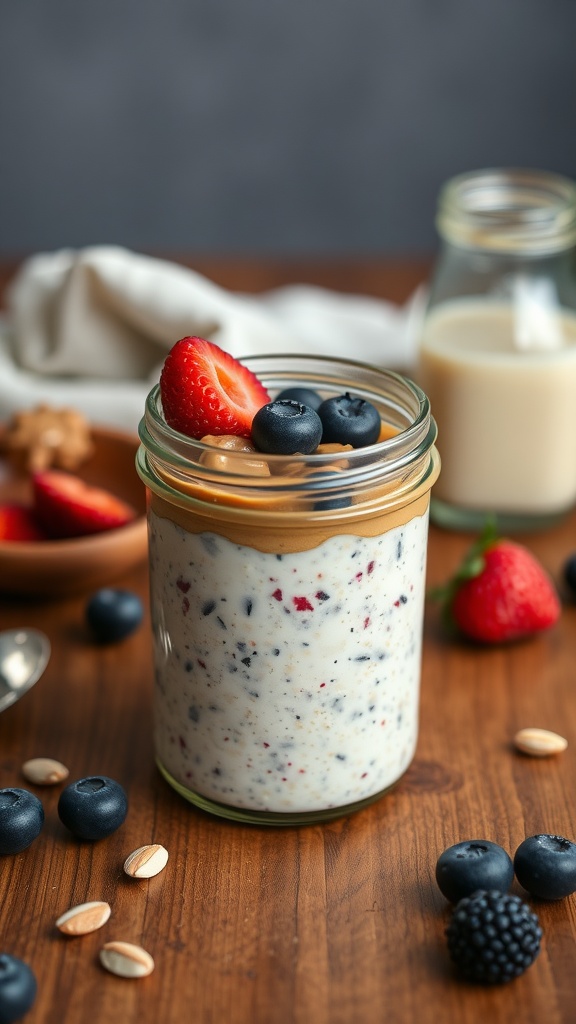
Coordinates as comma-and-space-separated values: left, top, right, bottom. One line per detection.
148, 462, 436, 554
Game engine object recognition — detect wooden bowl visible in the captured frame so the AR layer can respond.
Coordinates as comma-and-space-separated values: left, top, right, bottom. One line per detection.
0, 425, 148, 597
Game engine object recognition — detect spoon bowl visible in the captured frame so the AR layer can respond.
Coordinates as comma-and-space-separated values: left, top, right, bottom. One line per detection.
0, 628, 51, 712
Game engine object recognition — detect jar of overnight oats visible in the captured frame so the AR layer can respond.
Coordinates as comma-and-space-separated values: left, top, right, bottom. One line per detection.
137, 355, 439, 825
419, 167, 576, 532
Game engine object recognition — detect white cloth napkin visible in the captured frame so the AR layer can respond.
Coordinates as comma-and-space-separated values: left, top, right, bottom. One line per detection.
0, 246, 424, 433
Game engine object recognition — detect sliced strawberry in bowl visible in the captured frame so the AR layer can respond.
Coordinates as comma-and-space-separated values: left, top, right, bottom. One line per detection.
159, 336, 270, 439
0, 503, 47, 542
33, 471, 136, 539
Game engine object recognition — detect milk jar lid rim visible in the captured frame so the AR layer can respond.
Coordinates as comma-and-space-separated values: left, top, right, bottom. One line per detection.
436, 167, 576, 253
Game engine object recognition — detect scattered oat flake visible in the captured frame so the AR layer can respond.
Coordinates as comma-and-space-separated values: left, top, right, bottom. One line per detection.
56, 901, 111, 936
22, 757, 70, 785
124, 844, 169, 879
514, 727, 568, 757
99, 941, 154, 978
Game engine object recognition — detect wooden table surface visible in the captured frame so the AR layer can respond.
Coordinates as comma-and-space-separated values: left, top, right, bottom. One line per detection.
1, 257, 576, 1024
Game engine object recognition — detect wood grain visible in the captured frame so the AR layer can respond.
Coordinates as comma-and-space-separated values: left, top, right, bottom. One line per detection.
1, 258, 576, 1024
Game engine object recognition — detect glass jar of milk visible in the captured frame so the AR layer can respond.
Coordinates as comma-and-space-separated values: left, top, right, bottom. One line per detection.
419, 168, 576, 531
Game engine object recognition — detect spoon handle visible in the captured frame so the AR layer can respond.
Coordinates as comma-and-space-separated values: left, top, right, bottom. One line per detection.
0, 673, 16, 712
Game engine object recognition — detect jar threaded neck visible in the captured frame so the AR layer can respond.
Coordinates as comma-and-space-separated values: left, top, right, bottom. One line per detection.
436, 168, 576, 255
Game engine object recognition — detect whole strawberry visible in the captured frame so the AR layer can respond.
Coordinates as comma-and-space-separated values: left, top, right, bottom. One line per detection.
432, 523, 561, 643
159, 336, 270, 439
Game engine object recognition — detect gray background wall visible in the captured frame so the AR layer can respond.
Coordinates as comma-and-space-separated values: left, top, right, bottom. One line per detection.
1, 1, 575, 256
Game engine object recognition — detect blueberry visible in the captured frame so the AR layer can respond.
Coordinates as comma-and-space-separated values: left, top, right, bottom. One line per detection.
275, 386, 323, 411
435, 839, 514, 903
0, 789, 44, 857
58, 776, 128, 841
563, 553, 576, 597
0, 953, 37, 1024
313, 494, 351, 512
309, 470, 352, 512
317, 392, 381, 448
514, 833, 576, 900
251, 400, 323, 455
86, 588, 143, 643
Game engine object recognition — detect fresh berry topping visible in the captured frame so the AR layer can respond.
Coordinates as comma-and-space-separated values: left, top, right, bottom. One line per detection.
446, 890, 542, 984
430, 520, 561, 643
32, 471, 136, 539
563, 553, 576, 597
159, 336, 270, 439
0, 952, 37, 1023
436, 840, 514, 903
251, 400, 323, 455
58, 776, 128, 841
86, 589, 144, 643
514, 834, 576, 900
0, 504, 46, 542
275, 386, 323, 411
0, 788, 44, 856
317, 392, 381, 447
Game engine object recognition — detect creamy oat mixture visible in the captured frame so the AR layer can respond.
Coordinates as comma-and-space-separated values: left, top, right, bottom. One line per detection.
149, 508, 429, 813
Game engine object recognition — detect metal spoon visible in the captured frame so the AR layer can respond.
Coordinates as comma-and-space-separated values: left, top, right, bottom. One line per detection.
0, 629, 51, 713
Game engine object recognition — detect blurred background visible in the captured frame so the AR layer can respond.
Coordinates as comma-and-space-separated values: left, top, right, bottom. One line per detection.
1, 0, 576, 258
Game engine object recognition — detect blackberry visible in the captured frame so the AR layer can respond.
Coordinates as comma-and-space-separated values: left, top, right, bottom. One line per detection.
446, 890, 542, 984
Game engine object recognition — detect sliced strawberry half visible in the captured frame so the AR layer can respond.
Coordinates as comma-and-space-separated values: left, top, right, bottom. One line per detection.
159, 336, 270, 439
33, 471, 136, 538
0, 503, 47, 542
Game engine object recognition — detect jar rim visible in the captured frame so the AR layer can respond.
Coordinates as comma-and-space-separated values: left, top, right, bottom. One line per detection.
436, 168, 576, 254
138, 353, 439, 521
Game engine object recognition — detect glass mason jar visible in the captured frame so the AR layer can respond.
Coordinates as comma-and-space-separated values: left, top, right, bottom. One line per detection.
418, 168, 576, 532
137, 355, 439, 826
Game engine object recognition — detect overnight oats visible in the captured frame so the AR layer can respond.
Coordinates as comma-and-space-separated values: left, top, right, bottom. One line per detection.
137, 346, 439, 824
